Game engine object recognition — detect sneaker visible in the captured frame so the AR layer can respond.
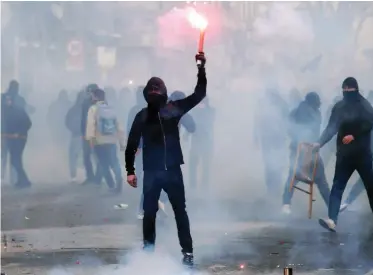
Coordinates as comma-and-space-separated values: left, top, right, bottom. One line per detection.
137, 213, 144, 220
340, 203, 349, 213
282, 204, 291, 215
114, 203, 129, 210
318, 218, 336, 232
182, 252, 194, 268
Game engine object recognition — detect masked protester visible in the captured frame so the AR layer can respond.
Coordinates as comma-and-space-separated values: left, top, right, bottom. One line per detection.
282, 92, 331, 214
316, 77, 373, 232
86, 89, 125, 194
1, 95, 32, 188
80, 84, 103, 185
65, 90, 85, 183
125, 53, 207, 267
339, 89, 373, 212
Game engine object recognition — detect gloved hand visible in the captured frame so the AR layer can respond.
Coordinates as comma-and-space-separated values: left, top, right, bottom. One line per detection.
195, 52, 206, 68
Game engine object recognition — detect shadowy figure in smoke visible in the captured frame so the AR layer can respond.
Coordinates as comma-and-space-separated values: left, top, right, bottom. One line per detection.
80, 84, 103, 186
254, 88, 288, 197
282, 92, 330, 215
1, 80, 34, 184
47, 89, 72, 147
1, 94, 32, 189
188, 95, 214, 193
340, 90, 373, 212
65, 90, 86, 183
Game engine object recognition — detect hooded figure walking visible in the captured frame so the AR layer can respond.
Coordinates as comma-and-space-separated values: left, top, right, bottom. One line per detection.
125, 53, 207, 267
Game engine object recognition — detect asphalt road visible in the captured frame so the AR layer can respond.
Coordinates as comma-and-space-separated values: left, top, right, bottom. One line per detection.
1, 183, 373, 275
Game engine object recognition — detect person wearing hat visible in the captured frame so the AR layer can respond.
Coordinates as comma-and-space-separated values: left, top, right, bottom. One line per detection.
314, 77, 373, 231
282, 91, 331, 215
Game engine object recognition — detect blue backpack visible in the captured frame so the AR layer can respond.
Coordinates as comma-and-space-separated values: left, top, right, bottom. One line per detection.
96, 102, 118, 136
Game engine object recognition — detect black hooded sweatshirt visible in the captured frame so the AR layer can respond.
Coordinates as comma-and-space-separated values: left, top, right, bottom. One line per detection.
319, 91, 373, 157
1, 102, 32, 137
125, 68, 207, 175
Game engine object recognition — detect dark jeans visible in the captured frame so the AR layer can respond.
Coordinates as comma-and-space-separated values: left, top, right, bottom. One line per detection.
82, 140, 103, 183
8, 138, 31, 186
94, 144, 122, 190
283, 149, 330, 206
329, 153, 373, 223
143, 168, 193, 253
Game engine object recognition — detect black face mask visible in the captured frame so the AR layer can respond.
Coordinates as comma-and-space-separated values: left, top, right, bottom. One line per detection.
343, 90, 359, 101
147, 94, 166, 110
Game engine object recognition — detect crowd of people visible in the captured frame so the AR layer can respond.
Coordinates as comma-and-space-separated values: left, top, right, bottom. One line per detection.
2, 53, 373, 268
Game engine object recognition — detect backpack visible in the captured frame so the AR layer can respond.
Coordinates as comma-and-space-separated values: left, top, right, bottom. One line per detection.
96, 102, 118, 136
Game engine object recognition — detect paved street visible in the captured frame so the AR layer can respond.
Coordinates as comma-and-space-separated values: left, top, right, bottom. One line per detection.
1, 183, 373, 275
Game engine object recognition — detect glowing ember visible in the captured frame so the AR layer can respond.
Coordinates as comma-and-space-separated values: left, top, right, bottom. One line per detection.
187, 7, 208, 30
239, 264, 245, 269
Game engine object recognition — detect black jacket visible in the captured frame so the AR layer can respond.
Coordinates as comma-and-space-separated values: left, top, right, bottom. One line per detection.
125, 68, 207, 175
319, 92, 373, 156
1, 105, 32, 137
288, 100, 321, 149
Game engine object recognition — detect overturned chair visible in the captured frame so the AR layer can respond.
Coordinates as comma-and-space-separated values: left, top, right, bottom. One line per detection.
289, 142, 319, 219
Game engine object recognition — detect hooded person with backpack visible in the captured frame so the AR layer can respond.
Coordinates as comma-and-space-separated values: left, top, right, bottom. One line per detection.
125, 53, 207, 267
81, 84, 103, 185
86, 88, 125, 194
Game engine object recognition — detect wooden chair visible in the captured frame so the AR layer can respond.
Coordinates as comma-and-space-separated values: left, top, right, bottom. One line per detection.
288, 142, 319, 219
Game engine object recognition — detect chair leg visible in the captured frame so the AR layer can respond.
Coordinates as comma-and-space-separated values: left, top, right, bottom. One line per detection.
308, 182, 314, 219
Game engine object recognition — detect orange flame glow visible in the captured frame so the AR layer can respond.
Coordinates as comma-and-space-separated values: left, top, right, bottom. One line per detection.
187, 7, 208, 30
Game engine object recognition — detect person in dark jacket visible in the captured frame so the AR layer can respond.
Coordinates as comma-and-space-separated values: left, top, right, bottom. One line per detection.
316, 77, 373, 232
1, 95, 32, 188
282, 92, 331, 214
65, 90, 86, 183
125, 53, 207, 267
80, 84, 103, 185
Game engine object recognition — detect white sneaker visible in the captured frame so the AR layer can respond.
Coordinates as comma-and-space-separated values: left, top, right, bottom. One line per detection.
318, 218, 336, 232
114, 203, 129, 210
282, 204, 291, 215
339, 203, 349, 213
137, 213, 144, 220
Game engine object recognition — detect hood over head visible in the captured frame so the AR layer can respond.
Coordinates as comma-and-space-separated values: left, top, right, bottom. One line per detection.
7, 80, 19, 96
143, 77, 168, 109
305, 91, 321, 109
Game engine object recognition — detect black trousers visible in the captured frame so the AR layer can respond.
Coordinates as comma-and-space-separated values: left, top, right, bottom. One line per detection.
8, 138, 30, 186
329, 153, 373, 223
143, 167, 193, 253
